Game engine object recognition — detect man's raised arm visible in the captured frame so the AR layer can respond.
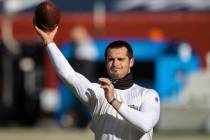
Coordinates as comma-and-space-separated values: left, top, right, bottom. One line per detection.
34, 26, 93, 105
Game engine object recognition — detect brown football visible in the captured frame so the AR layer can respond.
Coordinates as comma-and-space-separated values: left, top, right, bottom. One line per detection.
34, 1, 61, 31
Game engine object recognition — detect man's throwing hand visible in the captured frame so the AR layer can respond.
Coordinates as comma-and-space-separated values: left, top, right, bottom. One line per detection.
34, 25, 58, 46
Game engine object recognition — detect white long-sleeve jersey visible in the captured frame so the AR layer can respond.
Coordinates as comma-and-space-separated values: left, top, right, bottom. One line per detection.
46, 42, 160, 140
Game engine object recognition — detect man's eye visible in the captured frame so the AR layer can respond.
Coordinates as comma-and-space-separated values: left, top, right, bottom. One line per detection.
108, 58, 114, 61
118, 58, 124, 61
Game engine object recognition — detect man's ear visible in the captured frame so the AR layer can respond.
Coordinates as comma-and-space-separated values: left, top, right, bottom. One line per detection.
129, 58, 134, 68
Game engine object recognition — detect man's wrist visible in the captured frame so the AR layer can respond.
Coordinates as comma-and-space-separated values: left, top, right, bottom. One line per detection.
46, 42, 55, 47
45, 41, 54, 46
109, 97, 116, 105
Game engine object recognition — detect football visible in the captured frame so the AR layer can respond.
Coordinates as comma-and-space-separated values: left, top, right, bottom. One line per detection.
34, 1, 61, 31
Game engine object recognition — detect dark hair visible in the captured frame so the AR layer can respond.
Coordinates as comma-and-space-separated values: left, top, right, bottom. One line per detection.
105, 40, 133, 59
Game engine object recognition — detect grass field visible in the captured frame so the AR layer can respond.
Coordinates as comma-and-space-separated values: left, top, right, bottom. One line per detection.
0, 128, 209, 140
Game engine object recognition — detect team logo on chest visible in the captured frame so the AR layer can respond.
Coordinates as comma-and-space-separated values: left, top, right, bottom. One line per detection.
128, 104, 141, 111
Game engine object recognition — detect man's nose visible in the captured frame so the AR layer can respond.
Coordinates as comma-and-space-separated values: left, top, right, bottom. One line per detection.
113, 59, 120, 66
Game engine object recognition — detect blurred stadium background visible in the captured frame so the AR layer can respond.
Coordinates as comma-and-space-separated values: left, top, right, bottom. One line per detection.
0, 0, 210, 139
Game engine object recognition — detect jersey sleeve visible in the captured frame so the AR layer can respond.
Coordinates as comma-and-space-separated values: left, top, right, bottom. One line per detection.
118, 89, 160, 133
46, 42, 96, 106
